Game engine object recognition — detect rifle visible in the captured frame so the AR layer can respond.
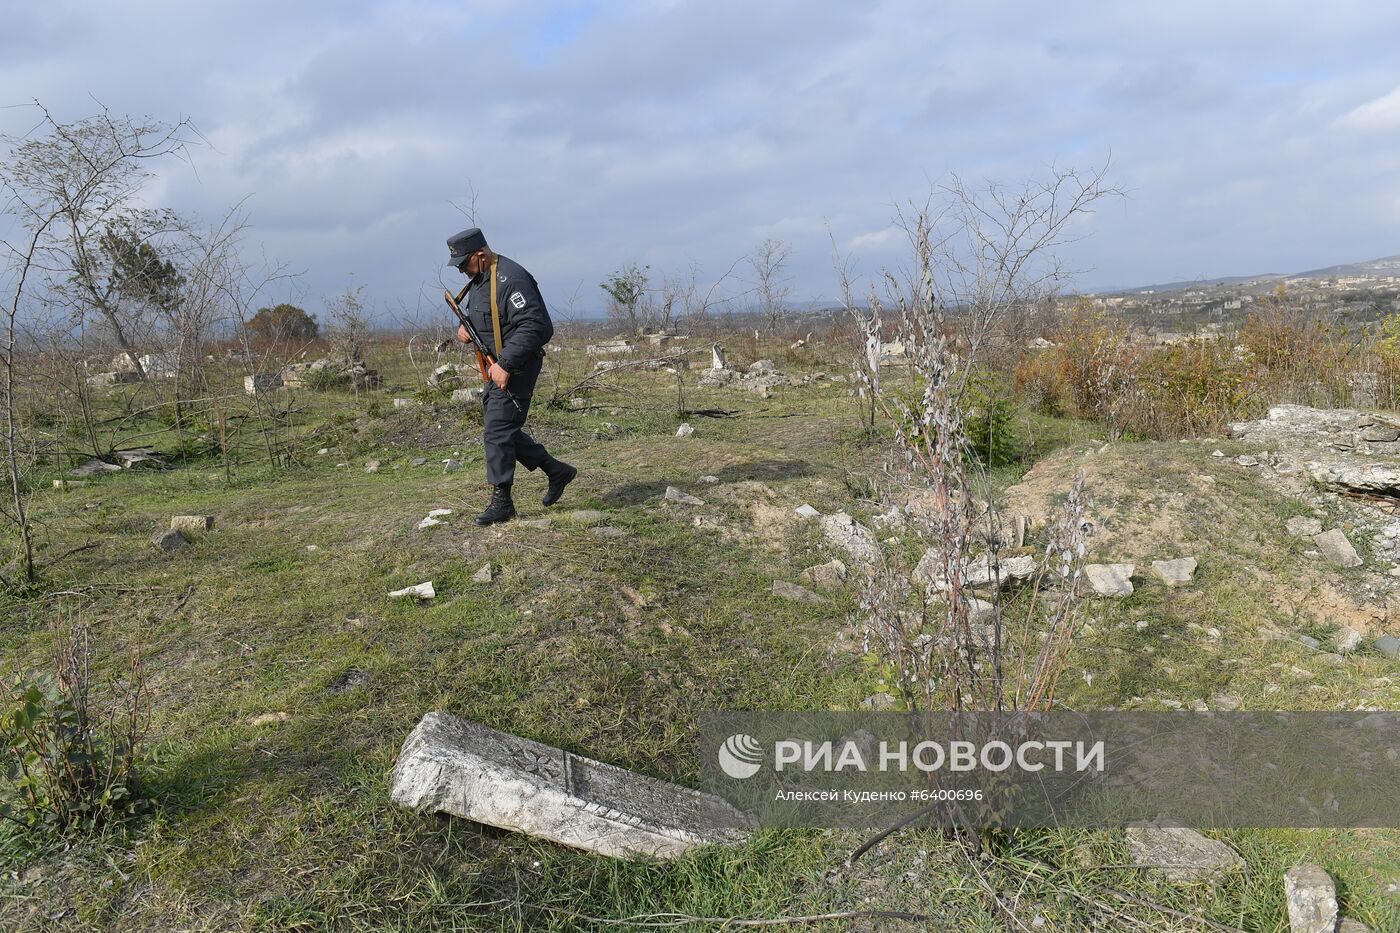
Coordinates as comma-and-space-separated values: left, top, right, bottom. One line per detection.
444, 284, 523, 412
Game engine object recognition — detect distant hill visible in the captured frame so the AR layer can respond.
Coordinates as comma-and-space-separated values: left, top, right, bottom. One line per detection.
1107, 254, 1400, 295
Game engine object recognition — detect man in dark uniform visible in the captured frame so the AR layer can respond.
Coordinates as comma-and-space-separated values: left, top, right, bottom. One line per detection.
447, 227, 576, 525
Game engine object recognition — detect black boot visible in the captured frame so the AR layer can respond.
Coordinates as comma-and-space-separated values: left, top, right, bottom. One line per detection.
541, 459, 577, 507
474, 484, 516, 526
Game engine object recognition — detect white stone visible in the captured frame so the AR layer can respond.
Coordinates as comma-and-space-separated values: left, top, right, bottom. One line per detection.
390, 712, 750, 859
675, 423, 695, 438
442, 459, 462, 473
394, 397, 415, 409
1123, 819, 1244, 882
451, 387, 484, 405
1151, 557, 1197, 587
699, 475, 720, 484
1334, 626, 1364, 653
801, 559, 848, 590
389, 582, 436, 600
473, 563, 493, 583
1085, 563, 1134, 597
664, 486, 704, 506
794, 504, 820, 519
1284, 864, 1339, 933
71, 459, 122, 478
710, 344, 726, 370
1312, 529, 1362, 568
170, 515, 214, 533
417, 517, 445, 530
428, 509, 454, 518
244, 373, 281, 395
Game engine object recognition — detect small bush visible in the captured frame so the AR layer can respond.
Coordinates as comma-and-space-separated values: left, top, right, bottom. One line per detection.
962, 378, 1020, 466
0, 625, 147, 839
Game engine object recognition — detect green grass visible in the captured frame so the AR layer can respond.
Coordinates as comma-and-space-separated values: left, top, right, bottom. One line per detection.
1, 338, 1397, 930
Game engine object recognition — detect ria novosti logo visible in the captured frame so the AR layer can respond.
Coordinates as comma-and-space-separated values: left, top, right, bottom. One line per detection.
717, 733, 764, 779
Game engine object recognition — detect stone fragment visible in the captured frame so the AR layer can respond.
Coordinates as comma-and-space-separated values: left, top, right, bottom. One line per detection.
473, 563, 493, 583
1286, 516, 1324, 537
116, 449, 161, 469
710, 344, 726, 370
1283, 864, 1338, 933
71, 459, 121, 478
772, 580, 826, 604
664, 486, 704, 506
417, 516, 444, 530
410, 457, 428, 466
1151, 557, 1197, 587
52, 480, 87, 489
675, 423, 695, 438
428, 509, 454, 518
801, 559, 848, 590
518, 518, 552, 529
390, 712, 750, 859
1085, 563, 1135, 597
389, 582, 436, 600
442, 459, 462, 473
592, 526, 626, 538
1312, 528, 1362, 568
1123, 818, 1244, 882
244, 373, 281, 395
451, 387, 484, 405
794, 504, 820, 519
170, 515, 214, 533
248, 712, 290, 727
152, 529, 188, 552
1337, 921, 1371, 933
1374, 634, 1400, 659
570, 509, 608, 524
699, 475, 720, 484
1236, 455, 1259, 467
1297, 635, 1321, 651
365, 460, 381, 474
861, 693, 897, 710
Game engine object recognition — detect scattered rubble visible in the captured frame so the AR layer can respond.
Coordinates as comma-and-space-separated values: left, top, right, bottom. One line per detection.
818, 512, 882, 570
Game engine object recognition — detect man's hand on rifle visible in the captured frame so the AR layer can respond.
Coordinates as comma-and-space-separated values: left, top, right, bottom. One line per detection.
457, 324, 471, 345
487, 361, 510, 389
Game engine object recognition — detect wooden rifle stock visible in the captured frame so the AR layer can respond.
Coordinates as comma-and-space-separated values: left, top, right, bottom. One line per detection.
443, 286, 491, 382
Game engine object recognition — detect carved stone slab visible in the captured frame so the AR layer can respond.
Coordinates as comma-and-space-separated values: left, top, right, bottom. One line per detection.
390, 712, 752, 860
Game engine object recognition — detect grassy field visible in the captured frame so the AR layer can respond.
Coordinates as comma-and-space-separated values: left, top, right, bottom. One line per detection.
0, 336, 1397, 931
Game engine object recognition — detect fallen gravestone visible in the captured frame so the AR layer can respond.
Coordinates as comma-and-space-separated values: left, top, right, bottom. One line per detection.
170, 515, 214, 534
1124, 818, 1244, 882
390, 712, 751, 859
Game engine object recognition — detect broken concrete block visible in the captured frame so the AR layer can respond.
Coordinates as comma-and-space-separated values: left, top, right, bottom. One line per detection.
1124, 818, 1244, 882
794, 504, 820, 519
170, 515, 214, 534
675, 423, 695, 438
390, 712, 751, 859
389, 582, 435, 600
1283, 864, 1338, 933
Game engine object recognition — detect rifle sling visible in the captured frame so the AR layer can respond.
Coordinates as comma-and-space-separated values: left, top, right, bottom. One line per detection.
488, 258, 504, 360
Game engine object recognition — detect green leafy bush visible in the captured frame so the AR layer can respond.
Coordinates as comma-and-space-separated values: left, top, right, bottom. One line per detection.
0, 627, 147, 838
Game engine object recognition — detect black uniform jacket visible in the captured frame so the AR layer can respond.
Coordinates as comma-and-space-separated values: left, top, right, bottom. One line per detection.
464, 254, 554, 374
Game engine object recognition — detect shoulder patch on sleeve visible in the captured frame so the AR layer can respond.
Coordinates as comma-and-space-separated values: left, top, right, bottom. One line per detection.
510, 291, 527, 309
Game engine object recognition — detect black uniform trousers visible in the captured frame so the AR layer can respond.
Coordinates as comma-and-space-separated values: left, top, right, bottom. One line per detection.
483, 350, 551, 486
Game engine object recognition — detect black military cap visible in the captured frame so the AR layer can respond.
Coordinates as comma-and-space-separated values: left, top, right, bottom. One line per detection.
447, 227, 488, 267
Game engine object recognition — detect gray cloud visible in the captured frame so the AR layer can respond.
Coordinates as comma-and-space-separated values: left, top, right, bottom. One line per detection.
2, 0, 1399, 319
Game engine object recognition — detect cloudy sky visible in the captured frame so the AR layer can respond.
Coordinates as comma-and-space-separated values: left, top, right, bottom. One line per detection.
3, 0, 1399, 320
